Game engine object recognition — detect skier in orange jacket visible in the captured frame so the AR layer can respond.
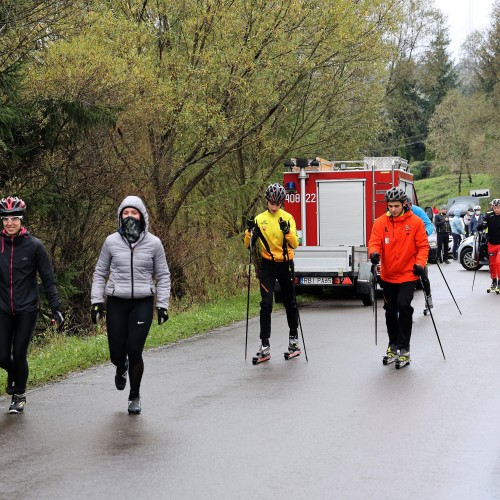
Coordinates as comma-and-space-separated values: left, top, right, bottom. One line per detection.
368, 187, 429, 368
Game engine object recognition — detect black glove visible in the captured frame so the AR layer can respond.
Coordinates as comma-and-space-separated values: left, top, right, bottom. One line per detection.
157, 307, 169, 325
91, 303, 105, 324
413, 264, 424, 276
51, 310, 64, 330
370, 252, 380, 265
279, 218, 290, 234
246, 217, 255, 230
477, 222, 485, 231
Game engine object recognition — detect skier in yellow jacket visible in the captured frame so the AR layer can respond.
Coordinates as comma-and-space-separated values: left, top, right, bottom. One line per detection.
244, 183, 299, 361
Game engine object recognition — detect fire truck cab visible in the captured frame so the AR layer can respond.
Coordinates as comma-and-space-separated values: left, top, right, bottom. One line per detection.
283, 156, 418, 305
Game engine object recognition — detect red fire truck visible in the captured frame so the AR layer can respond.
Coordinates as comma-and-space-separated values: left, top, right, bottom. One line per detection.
282, 156, 418, 305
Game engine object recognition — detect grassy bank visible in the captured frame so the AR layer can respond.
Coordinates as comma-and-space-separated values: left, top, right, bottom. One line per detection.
1, 290, 266, 395
415, 173, 496, 209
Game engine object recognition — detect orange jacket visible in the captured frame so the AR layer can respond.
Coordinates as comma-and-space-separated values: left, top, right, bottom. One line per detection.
368, 209, 429, 284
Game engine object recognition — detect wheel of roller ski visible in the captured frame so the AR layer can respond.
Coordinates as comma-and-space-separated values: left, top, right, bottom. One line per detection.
496, 290, 500, 295
423, 309, 428, 316
487, 289, 491, 293
252, 357, 258, 365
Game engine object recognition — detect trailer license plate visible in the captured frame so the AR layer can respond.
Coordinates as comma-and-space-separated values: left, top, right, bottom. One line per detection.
300, 277, 332, 285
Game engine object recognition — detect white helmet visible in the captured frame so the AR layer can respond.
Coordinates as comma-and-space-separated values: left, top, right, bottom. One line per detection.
474, 205, 481, 211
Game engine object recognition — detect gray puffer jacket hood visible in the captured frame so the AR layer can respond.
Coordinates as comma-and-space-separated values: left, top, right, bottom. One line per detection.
118, 195, 149, 242
91, 196, 171, 309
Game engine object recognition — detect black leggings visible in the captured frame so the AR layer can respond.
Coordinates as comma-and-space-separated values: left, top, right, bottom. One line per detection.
0, 310, 38, 394
258, 259, 298, 340
106, 296, 153, 399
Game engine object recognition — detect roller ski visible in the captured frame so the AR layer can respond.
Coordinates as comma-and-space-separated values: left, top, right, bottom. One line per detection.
382, 344, 398, 365
487, 279, 498, 294
252, 342, 271, 365
284, 337, 301, 360
395, 349, 410, 369
423, 294, 433, 316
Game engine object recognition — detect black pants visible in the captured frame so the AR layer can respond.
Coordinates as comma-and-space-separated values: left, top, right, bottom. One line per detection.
437, 232, 450, 263
106, 296, 153, 399
0, 310, 38, 394
382, 280, 416, 351
258, 259, 298, 340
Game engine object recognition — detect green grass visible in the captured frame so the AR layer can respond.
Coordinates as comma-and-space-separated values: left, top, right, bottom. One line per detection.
1, 289, 303, 395
415, 173, 496, 210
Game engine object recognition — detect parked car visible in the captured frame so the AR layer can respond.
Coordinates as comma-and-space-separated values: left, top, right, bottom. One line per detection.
447, 196, 479, 217
458, 233, 489, 271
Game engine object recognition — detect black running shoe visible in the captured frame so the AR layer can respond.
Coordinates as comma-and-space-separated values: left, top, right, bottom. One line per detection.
9, 393, 26, 414
115, 360, 128, 391
128, 397, 141, 415
6, 373, 14, 396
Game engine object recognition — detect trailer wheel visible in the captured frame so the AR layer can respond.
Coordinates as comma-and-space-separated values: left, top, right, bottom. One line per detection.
361, 275, 376, 306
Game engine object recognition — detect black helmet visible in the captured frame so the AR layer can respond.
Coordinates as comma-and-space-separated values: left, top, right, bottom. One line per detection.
384, 187, 407, 203
0, 196, 26, 216
265, 183, 286, 203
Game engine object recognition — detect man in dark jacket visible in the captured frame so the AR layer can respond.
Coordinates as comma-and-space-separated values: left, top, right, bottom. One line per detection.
434, 205, 451, 264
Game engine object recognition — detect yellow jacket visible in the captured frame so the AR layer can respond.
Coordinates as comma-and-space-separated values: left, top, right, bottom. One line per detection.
244, 208, 298, 262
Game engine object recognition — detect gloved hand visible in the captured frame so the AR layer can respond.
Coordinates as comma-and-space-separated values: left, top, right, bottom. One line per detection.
157, 307, 169, 325
279, 218, 290, 234
477, 222, 485, 231
51, 310, 65, 330
370, 252, 380, 265
413, 264, 424, 276
91, 303, 105, 324
246, 217, 255, 230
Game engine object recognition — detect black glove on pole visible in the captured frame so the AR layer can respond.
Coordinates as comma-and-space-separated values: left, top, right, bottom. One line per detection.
370, 252, 380, 265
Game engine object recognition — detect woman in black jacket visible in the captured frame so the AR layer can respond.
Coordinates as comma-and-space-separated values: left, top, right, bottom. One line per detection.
0, 196, 64, 413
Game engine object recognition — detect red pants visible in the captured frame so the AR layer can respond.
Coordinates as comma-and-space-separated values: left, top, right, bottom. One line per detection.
488, 243, 500, 279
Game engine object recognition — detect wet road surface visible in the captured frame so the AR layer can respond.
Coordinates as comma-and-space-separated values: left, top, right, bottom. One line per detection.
0, 263, 499, 499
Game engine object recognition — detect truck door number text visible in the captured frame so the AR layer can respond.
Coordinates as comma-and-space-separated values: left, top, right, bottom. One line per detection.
286, 193, 316, 203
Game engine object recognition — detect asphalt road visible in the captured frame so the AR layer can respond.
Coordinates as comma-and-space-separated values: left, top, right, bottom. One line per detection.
0, 262, 499, 500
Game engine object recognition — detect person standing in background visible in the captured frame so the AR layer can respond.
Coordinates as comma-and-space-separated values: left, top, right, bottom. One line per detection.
434, 205, 451, 264
450, 209, 465, 260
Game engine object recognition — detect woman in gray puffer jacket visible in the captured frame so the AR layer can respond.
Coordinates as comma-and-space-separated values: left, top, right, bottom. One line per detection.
91, 196, 170, 414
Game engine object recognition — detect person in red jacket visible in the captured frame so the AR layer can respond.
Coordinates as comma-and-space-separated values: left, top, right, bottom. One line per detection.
368, 187, 429, 368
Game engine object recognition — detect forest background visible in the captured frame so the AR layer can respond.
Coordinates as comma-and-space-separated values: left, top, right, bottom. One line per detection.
1, 0, 500, 335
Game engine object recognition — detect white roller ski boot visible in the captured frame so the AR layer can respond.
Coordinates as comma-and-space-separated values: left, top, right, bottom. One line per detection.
382, 344, 398, 365
284, 336, 301, 360
395, 349, 411, 369
486, 278, 498, 293
423, 294, 433, 316
252, 341, 271, 365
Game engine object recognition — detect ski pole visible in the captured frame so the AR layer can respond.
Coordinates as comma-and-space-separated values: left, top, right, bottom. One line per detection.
434, 259, 462, 315
290, 261, 308, 362
244, 236, 252, 361
372, 264, 378, 346
472, 233, 479, 291
420, 277, 446, 360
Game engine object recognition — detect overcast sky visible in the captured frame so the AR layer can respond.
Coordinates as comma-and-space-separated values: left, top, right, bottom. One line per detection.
433, 0, 495, 59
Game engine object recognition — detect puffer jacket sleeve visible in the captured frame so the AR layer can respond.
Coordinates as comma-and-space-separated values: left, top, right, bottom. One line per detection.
153, 238, 171, 310
91, 239, 112, 304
